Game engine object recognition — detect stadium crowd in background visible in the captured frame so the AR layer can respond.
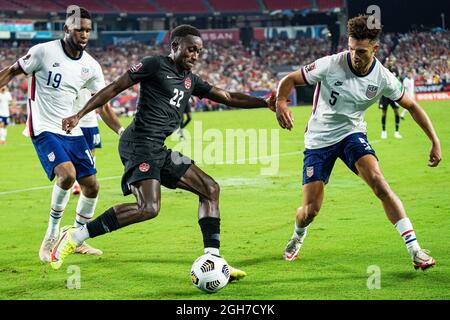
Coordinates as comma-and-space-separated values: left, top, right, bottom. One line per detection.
0, 30, 448, 124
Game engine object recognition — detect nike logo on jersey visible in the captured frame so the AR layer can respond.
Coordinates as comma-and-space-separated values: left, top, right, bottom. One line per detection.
53, 63, 60, 67
334, 81, 343, 86
166, 75, 177, 79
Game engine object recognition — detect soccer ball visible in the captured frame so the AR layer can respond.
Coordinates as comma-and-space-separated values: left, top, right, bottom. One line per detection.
191, 253, 230, 293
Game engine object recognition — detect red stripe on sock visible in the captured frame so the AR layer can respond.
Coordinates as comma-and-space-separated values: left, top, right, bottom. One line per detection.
401, 229, 414, 237
76, 213, 91, 220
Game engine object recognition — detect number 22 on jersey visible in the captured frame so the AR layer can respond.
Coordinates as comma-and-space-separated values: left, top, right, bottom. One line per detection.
170, 88, 184, 108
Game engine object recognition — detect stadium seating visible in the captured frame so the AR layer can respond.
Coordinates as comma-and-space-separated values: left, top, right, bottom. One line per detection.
316, 0, 344, 11
155, 0, 209, 14
0, 0, 340, 15
56, 0, 114, 13
103, 0, 157, 14
263, 0, 311, 11
0, 0, 26, 11
11, 0, 64, 12
208, 0, 261, 13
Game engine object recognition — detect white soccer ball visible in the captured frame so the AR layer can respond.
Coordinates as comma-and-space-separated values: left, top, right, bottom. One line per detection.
191, 253, 230, 293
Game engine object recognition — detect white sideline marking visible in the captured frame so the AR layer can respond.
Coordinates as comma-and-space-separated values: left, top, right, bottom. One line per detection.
0, 140, 383, 197
0, 141, 386, 197
0, 176, 122, 196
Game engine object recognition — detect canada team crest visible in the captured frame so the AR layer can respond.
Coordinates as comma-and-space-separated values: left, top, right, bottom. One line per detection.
139, 163, 150, 173
185, 77, 191, 90
365, 85, 379, 99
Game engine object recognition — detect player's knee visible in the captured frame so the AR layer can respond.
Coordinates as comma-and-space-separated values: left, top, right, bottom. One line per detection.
205, 181, 220, 201
57, 172, 76, 189
304, 203, 321, 219
84, 181, 99, 198
140, 202, 160, 220
79, 179, 99, 198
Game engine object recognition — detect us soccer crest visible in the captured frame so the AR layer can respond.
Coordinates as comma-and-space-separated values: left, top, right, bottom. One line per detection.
306, 166, 314, 178
366, 85, 378, 99
47, 152, 55, 162
81, 67, 90, 80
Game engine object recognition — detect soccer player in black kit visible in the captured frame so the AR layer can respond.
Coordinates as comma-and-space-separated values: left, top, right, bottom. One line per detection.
52, 25, 274, 281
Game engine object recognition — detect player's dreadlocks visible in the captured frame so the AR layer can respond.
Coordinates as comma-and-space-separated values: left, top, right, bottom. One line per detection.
170, 24, 201, 42
347, 15, 382, 42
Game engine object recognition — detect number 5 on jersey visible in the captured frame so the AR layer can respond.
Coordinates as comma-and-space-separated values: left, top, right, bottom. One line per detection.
329, 90, 340, 106
170, 88, 184, 108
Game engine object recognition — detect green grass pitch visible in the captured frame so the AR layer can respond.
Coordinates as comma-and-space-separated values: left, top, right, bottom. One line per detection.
0, 100, 449, 300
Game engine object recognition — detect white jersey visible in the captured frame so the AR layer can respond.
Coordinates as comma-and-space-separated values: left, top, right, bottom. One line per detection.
402, 77, 415, 96
301, 51, 404, 149
17, 40, 105, 137
0, 91, 12, 117
74, 88, 99, 128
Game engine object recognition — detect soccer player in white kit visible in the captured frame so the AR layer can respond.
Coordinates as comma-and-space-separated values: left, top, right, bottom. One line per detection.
276, 15, 441, 270
0, 86, 13, 144
0, 7, 123, 262
400, 71, 415, 119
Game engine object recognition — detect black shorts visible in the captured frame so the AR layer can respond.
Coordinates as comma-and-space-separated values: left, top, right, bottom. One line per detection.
379, 96, 398, 110
118, 139, 193, 196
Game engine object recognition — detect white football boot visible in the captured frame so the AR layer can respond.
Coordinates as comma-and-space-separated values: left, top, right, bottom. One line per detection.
283, 238, 303, 261
413, 249, 436, 271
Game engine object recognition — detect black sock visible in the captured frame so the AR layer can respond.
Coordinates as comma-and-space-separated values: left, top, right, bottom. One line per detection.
395, 114, 400, 131
198, 217, 220, 250
86, 207, 120, 238
381, 115, 386, 131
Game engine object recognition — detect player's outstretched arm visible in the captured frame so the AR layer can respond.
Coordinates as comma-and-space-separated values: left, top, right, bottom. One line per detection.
397, 92, 442, 167
275, 70, 306, 130
204, 87, 273, 109
0, 63, 24, 88
63, 73, 134, 134
99, 102, 125, 136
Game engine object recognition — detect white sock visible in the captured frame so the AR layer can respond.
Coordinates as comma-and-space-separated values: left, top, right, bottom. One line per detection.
204, 247, 220, 256
395, 217, 421, 256
72, 225, 91, 245
400, 109, 408, 117
0, 128, 5, 141
74, 193, 98, 228
292, 221, 308, 243
46, 184, 71, 239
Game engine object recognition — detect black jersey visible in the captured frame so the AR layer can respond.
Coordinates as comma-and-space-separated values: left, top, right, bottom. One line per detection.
125, 55, 212, 142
